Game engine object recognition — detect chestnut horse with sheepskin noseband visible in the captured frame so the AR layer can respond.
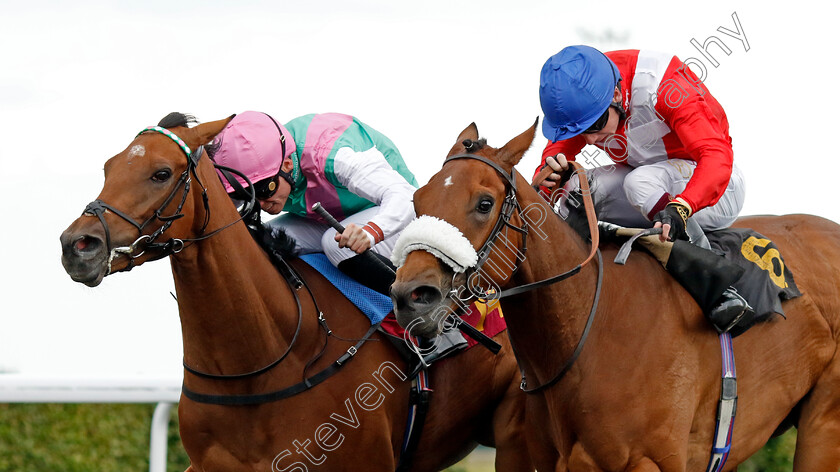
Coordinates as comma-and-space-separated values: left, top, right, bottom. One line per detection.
390, 120, 840, 471
60, 114, 533, 472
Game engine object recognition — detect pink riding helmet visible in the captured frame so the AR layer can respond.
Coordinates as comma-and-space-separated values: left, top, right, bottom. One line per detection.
212, 111, 297, 193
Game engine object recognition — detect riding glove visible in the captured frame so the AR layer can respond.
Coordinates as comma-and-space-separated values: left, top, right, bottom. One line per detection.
654, 201, 692, 241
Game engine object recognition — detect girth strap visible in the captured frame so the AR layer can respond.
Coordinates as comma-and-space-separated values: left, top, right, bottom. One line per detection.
706, 332, 737, 472
395, 369, 432, 472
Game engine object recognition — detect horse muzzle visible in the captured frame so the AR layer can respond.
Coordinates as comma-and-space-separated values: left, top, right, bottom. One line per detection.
60, 220, 109, 287
392, 277, 459, 338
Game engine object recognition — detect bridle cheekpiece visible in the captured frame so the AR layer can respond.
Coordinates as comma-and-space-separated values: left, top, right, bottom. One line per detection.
82, 126, 210, 273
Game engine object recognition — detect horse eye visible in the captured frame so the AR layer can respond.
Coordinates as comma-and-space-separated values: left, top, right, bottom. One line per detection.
151, 169, 172, 183
477, 198, 494, 213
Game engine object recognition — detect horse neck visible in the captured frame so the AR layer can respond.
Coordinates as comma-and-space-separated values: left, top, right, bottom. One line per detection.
171, 168, 310, 376
506, 178, 599, 380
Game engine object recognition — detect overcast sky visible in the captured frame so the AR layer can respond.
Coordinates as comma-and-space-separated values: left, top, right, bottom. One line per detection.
2, 1, 837, 376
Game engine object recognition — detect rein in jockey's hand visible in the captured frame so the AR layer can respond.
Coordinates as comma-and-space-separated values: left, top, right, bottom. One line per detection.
531, 154, 569, 190
653, 201, 692, 242
335, 223, 373, 254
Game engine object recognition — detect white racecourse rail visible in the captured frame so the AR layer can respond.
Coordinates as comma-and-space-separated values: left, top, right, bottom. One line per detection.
0, 374, 182, 472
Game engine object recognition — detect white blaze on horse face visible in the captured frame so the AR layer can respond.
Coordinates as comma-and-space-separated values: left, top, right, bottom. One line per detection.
444, 175, 454, 187
127, 145, 145, 163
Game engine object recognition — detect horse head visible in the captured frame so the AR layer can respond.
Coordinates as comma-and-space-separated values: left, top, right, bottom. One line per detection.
391, 120, 537, 336
60, 113, 234, 286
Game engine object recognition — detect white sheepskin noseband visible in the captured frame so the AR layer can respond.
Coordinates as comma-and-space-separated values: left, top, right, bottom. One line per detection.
391, 216, 478, 273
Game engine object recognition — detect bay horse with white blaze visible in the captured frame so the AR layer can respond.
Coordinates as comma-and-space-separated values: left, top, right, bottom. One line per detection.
390, 121, 840, 471
60, 114, 533, 471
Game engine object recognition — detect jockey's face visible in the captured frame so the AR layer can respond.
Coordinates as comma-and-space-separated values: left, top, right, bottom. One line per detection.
582, 86, 623, 145
258, 158, 294, 215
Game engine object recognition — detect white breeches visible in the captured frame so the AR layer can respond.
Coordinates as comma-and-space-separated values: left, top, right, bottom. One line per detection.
266, 206, 397, 266
557, 159, 746, 230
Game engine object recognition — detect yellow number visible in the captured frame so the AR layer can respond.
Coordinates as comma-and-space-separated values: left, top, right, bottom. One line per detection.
740, 236, 788, 289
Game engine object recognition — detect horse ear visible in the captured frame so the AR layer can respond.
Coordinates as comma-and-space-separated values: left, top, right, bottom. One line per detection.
456, 122, 479, 143
497, 117, 538, 167
447, 122, 480, 157
192, 114, 236, 146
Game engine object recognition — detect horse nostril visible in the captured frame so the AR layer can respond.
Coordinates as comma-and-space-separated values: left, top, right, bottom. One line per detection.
392, 284, 442, 312
410, 286, 442, 307
72, 235, 102, 256
75, 237, 89, 251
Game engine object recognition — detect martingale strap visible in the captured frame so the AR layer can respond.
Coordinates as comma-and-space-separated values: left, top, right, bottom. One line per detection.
518, 249, 602, 394
182, 324, 380, 406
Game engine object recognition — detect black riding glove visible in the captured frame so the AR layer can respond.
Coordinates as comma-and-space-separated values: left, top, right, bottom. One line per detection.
654, 201, 691, 241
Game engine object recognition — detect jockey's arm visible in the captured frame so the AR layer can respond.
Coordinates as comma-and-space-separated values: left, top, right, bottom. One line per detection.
651, 96, 734, 242
666, 96, 734, 214
333, 146, 417, 252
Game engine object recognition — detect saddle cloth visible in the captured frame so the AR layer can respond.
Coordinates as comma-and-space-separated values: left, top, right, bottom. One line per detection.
706, 228, 801, 336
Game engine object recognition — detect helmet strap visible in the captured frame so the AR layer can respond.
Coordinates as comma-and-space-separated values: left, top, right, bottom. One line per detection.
262, 112, 296, 191
276, 166, 295, 190
610, 102, 627, 122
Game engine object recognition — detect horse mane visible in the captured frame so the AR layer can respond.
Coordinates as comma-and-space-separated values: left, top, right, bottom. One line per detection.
561, 192, 593, 241
462, 138, 487, 153
158, 112, 198, 129
205, 141, 220, 160
204, 116, 228, 160
251, 221, 299, 261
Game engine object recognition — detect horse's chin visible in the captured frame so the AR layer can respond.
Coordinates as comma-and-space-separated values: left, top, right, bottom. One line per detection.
396, 313, 443, 338
62, 255, 108, 287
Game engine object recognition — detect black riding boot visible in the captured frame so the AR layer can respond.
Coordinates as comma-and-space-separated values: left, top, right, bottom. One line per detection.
665, 239, 754, 333
337, 252, 397, 296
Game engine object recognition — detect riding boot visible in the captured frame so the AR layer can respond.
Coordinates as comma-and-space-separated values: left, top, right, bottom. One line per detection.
685, 218, 753, 333
709, 287, 752, 334
337, 252, 397, 296
665, 239, 754, 333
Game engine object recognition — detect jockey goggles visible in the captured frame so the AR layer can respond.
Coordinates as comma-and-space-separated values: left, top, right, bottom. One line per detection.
252, 163, 294, 200
582, 102, 626, 134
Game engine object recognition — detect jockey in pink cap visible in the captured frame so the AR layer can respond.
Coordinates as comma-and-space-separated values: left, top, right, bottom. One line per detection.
210, 111, 418, 295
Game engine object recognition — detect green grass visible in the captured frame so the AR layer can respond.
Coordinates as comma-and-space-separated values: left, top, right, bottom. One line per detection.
0, 404, 188, 472
740, 430, 796, 471
0, 404, 796, 471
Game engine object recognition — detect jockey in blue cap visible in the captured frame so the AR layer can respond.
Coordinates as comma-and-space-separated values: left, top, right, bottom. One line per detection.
532, 45, 751, 334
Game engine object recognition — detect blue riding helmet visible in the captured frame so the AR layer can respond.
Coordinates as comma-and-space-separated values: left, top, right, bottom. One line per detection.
539, 45, 621, 141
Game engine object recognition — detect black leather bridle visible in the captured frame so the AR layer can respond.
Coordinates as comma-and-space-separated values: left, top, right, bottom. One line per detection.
82, 126, 243, 272
80, 125, 381, 405
439, 153, 603, 393
444, 153, 530, 289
